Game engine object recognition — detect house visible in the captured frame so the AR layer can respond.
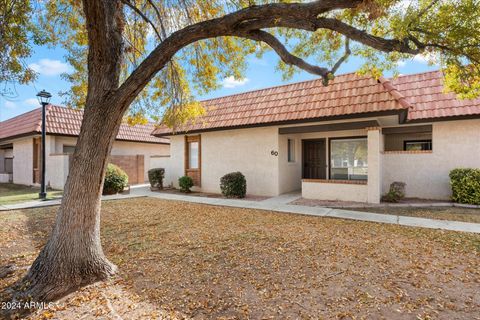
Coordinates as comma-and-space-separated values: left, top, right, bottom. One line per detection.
152, 71, 480, 203
0, 105, 170, 189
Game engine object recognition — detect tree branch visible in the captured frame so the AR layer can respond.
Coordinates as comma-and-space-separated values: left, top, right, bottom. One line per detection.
120, 0, 162, 41
113, 0, 430, 108
330, 38, 351, 75
241, 30, 330, 78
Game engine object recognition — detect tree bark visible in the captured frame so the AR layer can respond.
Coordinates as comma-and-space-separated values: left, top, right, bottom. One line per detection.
20, 0, 127, 302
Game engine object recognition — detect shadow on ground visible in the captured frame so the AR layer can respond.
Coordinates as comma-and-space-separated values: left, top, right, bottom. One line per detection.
0, 198, 479, 319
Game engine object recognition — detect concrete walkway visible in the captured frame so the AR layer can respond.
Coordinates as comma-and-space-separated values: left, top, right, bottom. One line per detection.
2, 186, 480, 234
145, 191, 480, 234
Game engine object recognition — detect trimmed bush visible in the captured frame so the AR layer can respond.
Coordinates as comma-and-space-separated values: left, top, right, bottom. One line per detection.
220, 172, 246, 198
179, 176, 194, 193
382, 181, 406, 203
148, 168, 165, 189
450, 168, 480, 205
103, 164, 128, 195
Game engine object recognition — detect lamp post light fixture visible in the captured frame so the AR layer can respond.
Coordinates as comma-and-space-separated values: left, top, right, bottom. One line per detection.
36, 90, 52, 200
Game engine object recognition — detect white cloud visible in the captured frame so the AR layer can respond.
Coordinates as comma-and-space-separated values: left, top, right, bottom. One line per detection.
413, 54, 429, 64
23, 98, 39, 107
4, 101, 17, 109
397, 60, 407, 67
221, 76, 249, 88
29, 59, 72, 76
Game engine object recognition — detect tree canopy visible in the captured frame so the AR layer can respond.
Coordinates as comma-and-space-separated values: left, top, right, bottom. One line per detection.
1, 0, 480, 119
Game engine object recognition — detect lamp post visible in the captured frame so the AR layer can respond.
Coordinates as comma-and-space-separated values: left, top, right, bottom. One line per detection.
36, 90, 52, 200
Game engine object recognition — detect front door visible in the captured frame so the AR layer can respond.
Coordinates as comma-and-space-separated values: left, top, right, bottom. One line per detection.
302, 139, 326, 179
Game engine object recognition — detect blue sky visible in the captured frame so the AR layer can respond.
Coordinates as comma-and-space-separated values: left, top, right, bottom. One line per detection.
0, 44, 438, 121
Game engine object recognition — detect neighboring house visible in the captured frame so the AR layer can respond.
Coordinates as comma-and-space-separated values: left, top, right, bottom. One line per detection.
0, 105, 170, 189
153, 71, 480, 203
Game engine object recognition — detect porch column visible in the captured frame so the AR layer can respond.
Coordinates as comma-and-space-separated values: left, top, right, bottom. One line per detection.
367, 127, 383, 203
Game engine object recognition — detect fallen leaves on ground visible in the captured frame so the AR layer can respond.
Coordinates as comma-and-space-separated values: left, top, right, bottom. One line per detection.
0, 198, 479, 319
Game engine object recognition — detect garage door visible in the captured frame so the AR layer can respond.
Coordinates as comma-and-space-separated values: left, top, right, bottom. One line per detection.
110, 155, 145, 185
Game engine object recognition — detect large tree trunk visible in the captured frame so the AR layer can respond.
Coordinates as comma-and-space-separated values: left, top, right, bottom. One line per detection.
20, 0, 127, 302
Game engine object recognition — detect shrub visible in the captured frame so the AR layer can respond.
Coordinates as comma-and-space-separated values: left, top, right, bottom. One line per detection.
449, 168, 480, 205
103, 164, 128, 195
148, 168, 165, 189
179, 176, 194, 193
220, 172, 246, 198
381, 181, 406, 203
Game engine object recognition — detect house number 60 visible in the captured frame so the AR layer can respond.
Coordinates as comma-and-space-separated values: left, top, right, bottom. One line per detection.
271, 150, 278, 156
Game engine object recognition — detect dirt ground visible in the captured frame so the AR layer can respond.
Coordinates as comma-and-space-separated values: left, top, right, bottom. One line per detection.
1, 198, 479, 319
152, 188, 269, 201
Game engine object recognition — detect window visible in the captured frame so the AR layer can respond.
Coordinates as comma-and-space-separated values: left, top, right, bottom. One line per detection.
63, 145, 76, 154
330, 137, 368, 180
404, 140, 432, 151
287, 139, 295, 162
188, 141, 199, 169
185, 135, 201, 186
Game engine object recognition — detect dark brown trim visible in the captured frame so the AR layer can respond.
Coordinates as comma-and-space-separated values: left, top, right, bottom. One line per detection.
279, 120, 379, 134
382, 125, 432, 135
0, 143, 13, 149
185, 134, 201, 187
328, 136, 368, 181
406, 114, 480, 124
155, 110, 405, 137
0, 131, 38, 144
0, 132, 169, 145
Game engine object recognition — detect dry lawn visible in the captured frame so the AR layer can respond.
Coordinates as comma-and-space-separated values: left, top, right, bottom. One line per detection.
1, 198, 480, 320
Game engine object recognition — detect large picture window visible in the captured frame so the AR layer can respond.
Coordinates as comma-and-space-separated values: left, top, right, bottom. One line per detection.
330, 137, 368, 180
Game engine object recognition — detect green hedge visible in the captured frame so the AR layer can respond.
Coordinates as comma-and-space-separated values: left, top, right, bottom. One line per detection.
148, 168, 165, 189
449, 168, 480, 205
103, 164, 128, 195
220, 172, 246, 198
179, 176, 194, 193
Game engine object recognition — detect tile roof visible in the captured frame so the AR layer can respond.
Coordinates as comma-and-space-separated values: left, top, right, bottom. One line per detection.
152, 70, 480, 136
153, 73, 407, 135
0, 105, 169, 144
390, 71, 480, 121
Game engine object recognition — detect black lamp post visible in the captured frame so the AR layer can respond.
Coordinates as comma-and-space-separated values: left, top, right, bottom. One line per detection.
36, 90, 52, 200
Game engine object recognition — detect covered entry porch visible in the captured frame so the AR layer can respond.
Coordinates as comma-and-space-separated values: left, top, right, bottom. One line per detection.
278, 120, 383, 203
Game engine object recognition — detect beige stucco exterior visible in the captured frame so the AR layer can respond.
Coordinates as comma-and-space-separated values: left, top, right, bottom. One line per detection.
164, 117, 480, 202
302, 181, 368, 202
168, 126, 280, 196
382, 119, 480, 200
1, 135, 169, 189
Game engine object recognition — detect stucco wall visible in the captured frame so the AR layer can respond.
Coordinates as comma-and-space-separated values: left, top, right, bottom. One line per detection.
302, 181, 368, 202
382, 119, 480, 200
150, 156, 173, 187
12, 138, 34, 185
51, 136, 169, 185
46, 154, 70, 189
169, 127, 280, 196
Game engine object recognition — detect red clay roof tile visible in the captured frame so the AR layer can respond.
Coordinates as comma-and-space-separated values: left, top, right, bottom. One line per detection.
152, 70, 480, 136
0, 105, 169, 144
